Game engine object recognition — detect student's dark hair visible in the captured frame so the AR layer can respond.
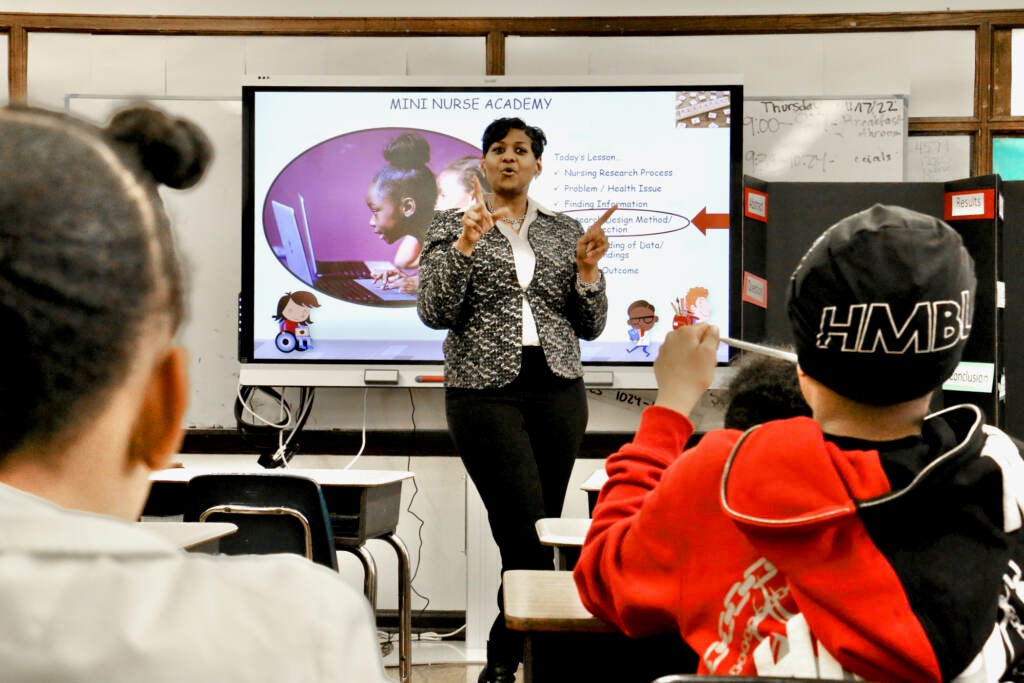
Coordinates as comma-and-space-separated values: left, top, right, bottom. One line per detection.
0, 103, 212, 458
372, 132, 438, 218
723, 351, 812, 431
442, 154, 490, 194
481, 117, 547, 158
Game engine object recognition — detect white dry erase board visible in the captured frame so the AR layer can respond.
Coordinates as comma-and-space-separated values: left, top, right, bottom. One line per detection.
742, 95, 907, 182
905, 135, 971, 182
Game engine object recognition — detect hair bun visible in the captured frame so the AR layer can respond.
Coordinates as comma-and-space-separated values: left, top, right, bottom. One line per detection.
382, 132, 430, 170
106, 104, 213, 189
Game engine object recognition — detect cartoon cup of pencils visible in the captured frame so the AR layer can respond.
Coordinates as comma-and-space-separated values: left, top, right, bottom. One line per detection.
671, 297, 690, 329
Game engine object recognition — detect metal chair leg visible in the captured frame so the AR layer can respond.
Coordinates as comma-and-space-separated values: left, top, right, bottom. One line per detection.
337, 543, 378, 609
383, 533, 412, 683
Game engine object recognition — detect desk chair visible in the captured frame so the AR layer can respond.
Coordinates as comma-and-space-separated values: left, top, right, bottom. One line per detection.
166, 467, 414, 683
183, 473, 338, 570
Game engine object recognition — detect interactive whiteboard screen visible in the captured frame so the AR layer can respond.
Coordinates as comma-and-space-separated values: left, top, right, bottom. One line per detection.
240, 75, 742, 387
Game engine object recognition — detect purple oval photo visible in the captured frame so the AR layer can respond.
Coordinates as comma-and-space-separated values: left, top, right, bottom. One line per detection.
263, 127, 481, 307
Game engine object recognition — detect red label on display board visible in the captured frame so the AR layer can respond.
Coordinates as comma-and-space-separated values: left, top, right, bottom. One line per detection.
742, 271, 768, 308
744, 188, 768, 221
944, 188, 995, 221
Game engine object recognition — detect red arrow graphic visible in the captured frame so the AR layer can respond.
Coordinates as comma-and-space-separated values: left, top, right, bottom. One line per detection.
692, 207, 730, 235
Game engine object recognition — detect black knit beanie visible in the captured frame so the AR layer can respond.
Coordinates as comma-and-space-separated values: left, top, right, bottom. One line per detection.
787, 204, 976, 405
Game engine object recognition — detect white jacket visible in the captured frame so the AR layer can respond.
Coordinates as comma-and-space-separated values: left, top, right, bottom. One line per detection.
0, 482, 389, 682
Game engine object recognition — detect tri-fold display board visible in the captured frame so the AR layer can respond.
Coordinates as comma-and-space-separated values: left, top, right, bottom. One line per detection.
740, 174, 1008, 428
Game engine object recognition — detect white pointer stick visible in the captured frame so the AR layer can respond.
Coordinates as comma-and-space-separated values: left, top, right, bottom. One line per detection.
720, 335, 798, 363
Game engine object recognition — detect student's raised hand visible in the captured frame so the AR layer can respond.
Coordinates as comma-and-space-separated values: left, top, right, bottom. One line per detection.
653, 322, 720, 417
576, 205, 616, 280
456, 175, 510, 256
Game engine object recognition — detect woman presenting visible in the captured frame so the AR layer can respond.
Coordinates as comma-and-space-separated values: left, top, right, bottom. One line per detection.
418, 117, 615, 683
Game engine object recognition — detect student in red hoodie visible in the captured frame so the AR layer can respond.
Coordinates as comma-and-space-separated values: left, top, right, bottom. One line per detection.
574, 204, 1024, 682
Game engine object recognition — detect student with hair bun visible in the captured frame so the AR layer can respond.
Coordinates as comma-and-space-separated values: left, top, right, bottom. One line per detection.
366, 131, 438, 293
0, 104, 388, 682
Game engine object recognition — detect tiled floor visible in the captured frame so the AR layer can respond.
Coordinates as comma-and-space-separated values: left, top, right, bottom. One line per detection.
383, 642, 523, 682
386, 661, 484, 683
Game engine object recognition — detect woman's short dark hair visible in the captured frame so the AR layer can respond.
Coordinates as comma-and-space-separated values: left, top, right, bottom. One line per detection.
372, 132, 438, 218
0, 103, 212, 458
481, 117, 547, 159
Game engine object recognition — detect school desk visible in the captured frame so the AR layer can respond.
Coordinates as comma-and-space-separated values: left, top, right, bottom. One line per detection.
147, 466, 415, 683
534, 517, 591, 570
580, 468, 608, 515
138, 520, 237, 553
503, 569, 697, 683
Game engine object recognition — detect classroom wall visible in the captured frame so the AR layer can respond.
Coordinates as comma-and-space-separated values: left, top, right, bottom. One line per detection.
17, 19, 976, 431
6, 1, 1007, 630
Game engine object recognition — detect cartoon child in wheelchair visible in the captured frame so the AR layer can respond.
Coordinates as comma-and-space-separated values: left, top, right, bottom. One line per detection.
273, 290, 321, 352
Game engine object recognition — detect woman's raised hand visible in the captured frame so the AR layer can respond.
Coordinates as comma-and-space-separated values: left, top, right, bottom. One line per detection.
576, 204, 617, 279
456, 175, 511, 256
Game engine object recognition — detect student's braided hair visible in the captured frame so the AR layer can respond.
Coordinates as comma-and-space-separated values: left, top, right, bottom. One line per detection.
0, 103, 212, 457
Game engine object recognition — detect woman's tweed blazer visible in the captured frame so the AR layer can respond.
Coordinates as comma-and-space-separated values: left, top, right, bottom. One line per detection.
417, 203, 608, 389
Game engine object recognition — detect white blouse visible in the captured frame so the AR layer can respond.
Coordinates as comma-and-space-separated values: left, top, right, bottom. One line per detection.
496, 199, 541, 346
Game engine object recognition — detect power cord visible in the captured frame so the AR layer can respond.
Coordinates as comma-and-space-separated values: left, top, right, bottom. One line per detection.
378, 622, 467, 652
266, 386, 315, 468
240, 385, 440, 631
235, 385, 292, 428
234, 384, 315, 468
406, 457, 430, 614
341, 386, 370, 470
404, 387, 431, 614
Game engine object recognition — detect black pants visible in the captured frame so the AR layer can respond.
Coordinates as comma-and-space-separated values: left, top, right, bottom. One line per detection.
446, 347, 588, 668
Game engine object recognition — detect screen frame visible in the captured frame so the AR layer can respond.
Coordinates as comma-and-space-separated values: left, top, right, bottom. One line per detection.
239, 74, 743, 388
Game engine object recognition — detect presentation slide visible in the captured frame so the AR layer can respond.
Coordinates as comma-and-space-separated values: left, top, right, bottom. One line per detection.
244, 82, 738, 365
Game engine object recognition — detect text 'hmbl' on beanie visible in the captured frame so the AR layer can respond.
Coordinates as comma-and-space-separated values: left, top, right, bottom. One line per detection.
787, 204, 977, 406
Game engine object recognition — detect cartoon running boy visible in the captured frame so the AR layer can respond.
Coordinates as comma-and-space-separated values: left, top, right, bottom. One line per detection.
273, 290, 321, 352
626, 299, 659, 357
